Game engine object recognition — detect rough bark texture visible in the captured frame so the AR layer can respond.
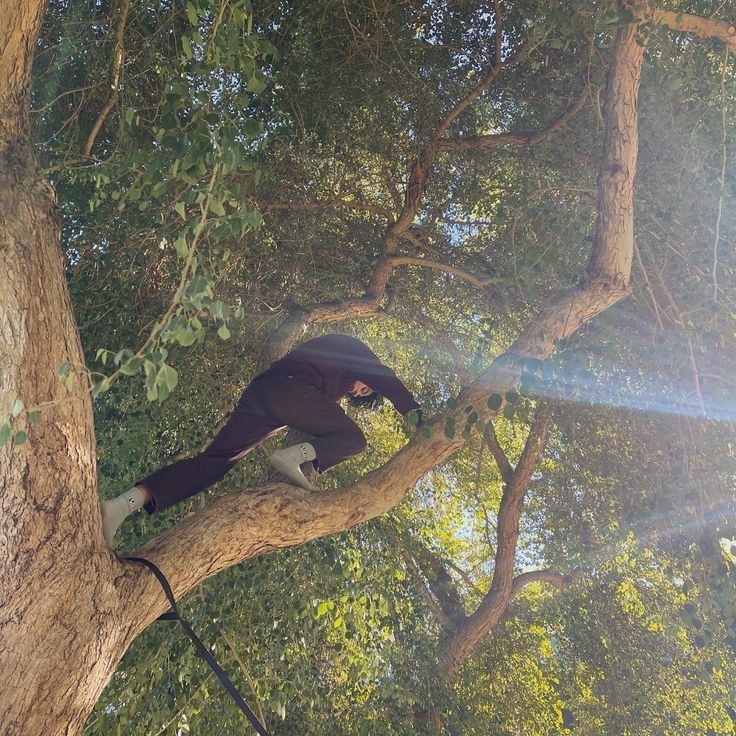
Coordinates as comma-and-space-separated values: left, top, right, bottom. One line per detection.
587, 12, 643, 288
0, 2, 136, 733
652, 8, 736, 49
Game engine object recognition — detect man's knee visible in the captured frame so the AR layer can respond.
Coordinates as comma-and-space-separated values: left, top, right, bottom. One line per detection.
344, 427, 367, 457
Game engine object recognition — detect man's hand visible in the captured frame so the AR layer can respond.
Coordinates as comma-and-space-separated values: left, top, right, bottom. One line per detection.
403, 408, 424, 433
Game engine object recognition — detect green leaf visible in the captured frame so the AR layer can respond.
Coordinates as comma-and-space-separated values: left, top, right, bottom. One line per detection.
443, 417, 456, 440
217, 324, 231, 340
28, 411, 41, 427
210, 198, 226, 217
65, 372, 75, 391
176, 328, 198, 347
0, 422, 11, 446
58, 361, 71, 376
182, 35, 193, 60
175, 236, 189, 258
159, 364, 179, 392
487, 394, 503, 411
446, 397, 458, 410
91, 378, 111, 399
505, 390, 520, 404
119, 357, 143, 376
185, 1, 198, 25
114, 348, 134, 366
11, 399, 24, 418
503, 404, 516, 420
404, 409, 420, 430
13, 430, 28, 445
174, 202, 187, 220
316, 601, 329, 619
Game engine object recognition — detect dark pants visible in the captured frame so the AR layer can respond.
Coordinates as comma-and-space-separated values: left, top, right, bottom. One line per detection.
140, 375, 366, 512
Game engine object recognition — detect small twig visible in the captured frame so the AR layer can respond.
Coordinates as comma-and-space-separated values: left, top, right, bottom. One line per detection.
82, 0, 131, 157
712, 45, 729, 304
403, 553, 456, 630
483, 422, 513, 485
206, 0, 229, 60
493, 0, 503, 68
445, 558, 485, 597
437, 89, 587, 151
633, 242, 664, 329
31, 84, 96, 114
388, 255, 505, 290
687, 336, 707, 418
218, 627, 268, 727
152, 671, 215, 736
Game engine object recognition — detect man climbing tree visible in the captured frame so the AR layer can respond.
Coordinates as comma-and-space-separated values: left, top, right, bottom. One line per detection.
2, 1, 735, 735
102, 333, 422, 544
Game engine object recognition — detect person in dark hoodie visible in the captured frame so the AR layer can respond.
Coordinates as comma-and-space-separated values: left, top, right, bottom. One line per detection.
101, 333, 422, 545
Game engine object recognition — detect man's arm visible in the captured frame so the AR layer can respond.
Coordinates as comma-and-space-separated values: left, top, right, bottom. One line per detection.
345, 339, 420, 415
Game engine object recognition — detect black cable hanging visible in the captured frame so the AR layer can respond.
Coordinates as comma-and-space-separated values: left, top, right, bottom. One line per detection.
127, 556, 271, 736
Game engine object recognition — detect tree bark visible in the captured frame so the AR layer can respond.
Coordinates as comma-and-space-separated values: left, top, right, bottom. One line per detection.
0, 2, 138, 733
651, 7, 736, 50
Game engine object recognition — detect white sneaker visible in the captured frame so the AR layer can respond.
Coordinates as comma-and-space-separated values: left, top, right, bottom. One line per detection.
269, 443, 318, 491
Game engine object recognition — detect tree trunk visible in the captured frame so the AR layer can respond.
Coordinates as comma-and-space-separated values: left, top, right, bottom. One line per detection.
0, 2, 137, 733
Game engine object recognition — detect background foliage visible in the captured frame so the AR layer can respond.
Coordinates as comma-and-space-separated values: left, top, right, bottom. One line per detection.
27, 0, 736, 733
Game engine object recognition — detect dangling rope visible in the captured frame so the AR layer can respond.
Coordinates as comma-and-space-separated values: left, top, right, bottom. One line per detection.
127, 556, 271, 736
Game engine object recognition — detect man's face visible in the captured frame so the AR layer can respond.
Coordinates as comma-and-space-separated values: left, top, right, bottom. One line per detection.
349, 380, 373, 398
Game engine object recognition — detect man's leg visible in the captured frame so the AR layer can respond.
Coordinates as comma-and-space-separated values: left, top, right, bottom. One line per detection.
141, 409, 283, 512
101, 382, 284, 545
258, 378, 367, 473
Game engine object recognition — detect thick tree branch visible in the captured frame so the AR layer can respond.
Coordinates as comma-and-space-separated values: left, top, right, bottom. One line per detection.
440, 409, 551, 679
82, 0, 130, 158
387, 255, 504, 290
1, 3, 119, 729
437, 90, 587, 152
430, 48, 506, 143
586, 10, 644, 288
651, 7, 736, 49
511, 568, 583, 597
424, 16, 647, 681
514, 411, 553, 487
263, 14, 517, 361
